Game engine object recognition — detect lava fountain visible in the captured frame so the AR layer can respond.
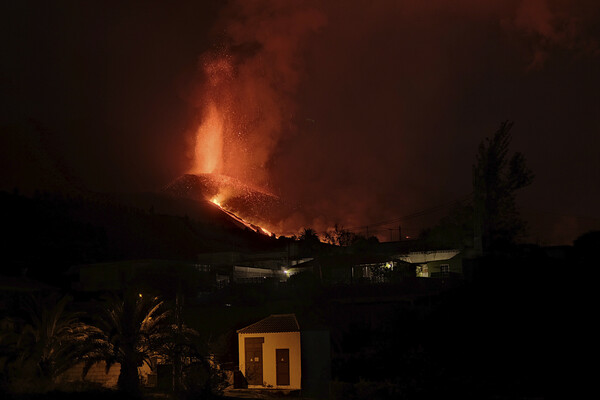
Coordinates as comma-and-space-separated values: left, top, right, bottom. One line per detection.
171, 4, 325, 236
172, 48, 287, 235
193, 102, 224, 175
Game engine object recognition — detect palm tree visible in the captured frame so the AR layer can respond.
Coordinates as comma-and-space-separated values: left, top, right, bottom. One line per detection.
299, 227, 320, 242
82, 290, 172, 395
4, 294, 97, 388
0, 315, 20, 390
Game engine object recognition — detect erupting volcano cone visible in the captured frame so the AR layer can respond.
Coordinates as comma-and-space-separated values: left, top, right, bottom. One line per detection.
162, 173, 286, 234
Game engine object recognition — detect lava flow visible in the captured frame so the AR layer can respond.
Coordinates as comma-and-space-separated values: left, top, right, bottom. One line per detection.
179, 43, 301, 237
209, 196, 272, 236
162, 173, 282, 237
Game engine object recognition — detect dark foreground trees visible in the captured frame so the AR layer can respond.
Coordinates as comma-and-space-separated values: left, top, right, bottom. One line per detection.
473, 121, 534, 252
82, 290, 201, 396
422, 121, 534, 252
1, 290, 204, 397
82, 291, 172, 395
0, 294, 97, 392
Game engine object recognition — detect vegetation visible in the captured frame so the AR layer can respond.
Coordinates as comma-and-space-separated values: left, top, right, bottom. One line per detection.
419, 202, 474, 249
323, 224, 380, 250
473, 121, 534, 251
323, 224, 358, 246
0, 294, 98, 393
298, 227, 320, 243
0, 137, 579, 400
81, 291, 172, 395
422, 121, 534, 252
1, 234, 577, 399
0, 289, 220, 398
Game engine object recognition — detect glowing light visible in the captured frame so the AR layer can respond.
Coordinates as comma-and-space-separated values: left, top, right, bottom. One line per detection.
209, 193, 275, 237
193, 103, 224, 174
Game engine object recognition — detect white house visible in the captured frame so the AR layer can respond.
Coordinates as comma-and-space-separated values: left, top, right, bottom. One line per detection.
237, 314, 301, 389
395, 249, 461, 277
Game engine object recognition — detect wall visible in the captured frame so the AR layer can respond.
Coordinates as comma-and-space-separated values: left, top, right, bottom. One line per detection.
238, 331, 301, 389
57, 362, 120, 387
427, 253, 463, 275
57, 361, 154, 388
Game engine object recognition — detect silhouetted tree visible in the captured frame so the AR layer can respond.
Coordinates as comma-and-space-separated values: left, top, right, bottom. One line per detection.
299, 227, 320, 242
297, 227, 323, 257
350, 234, 380, 252
1, 294, 97, 390
420, 202, 474, 249
324, 224, 359, 247
473, 121, 534, 252
82, 291, 171, 396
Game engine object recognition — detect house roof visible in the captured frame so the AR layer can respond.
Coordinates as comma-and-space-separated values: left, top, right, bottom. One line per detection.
237, 314, 300, 334
395, 249, 460, 264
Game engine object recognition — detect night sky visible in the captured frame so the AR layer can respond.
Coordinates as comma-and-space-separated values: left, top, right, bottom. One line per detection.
2, 0, 599, 245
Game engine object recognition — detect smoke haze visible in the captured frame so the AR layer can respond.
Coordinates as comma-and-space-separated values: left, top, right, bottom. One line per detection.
2, 0, 599, 244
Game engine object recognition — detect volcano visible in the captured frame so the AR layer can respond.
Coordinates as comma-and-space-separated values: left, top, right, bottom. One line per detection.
162, 173, 288, 234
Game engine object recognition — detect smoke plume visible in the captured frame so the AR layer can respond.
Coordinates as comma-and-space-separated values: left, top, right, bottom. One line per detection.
185, 0, 600, 239
4, 1, 597, 244
190, 0, 326, 190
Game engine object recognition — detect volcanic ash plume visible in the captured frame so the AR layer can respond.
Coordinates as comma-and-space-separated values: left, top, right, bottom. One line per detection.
184, 1, 326, 234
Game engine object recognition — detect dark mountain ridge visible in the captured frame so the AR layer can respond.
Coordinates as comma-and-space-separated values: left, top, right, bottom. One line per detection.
0, 189, 278, 286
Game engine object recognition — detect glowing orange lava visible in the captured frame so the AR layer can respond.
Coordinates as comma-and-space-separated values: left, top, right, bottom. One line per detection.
189, 52, 285, 237
193, 102, 224, 175
210, 194, 272, 237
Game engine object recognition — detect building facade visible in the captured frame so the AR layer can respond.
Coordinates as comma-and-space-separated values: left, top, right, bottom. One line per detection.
238, 314, 301, 389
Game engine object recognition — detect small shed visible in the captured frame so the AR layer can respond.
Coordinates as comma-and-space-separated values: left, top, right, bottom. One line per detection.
238, 314, 301, 389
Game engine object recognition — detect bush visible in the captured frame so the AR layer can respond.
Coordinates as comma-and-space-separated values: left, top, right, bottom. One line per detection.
181, 359, 228, 399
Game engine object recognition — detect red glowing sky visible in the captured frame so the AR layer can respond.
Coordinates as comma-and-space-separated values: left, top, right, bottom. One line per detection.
2, 0, 599, 244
